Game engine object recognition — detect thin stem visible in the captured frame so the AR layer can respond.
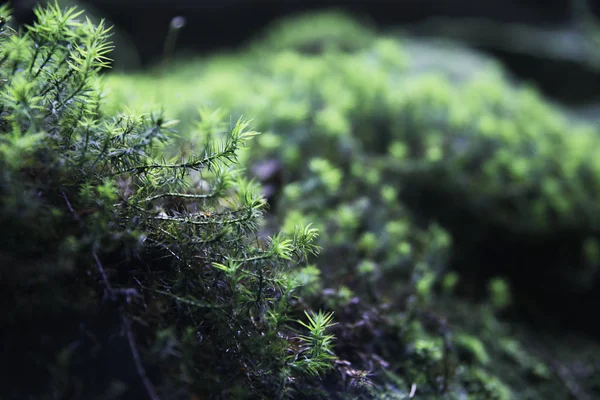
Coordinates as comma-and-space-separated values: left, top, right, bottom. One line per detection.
93, 251, 161, 400
32, 43, 58, 79
142, 191, 216, 203
143, 287, 224, 309
92, 250, 112, 291
57, 77, 88, 110
113, 151, 227, 175
27, 39, 44, 74
230, 252, 274, 263
121, 311, 162, 400
151, 209, 253, 226
61, 189, 83, 226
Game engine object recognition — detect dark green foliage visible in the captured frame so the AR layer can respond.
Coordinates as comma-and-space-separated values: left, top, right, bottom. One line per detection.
0, 3, 333, 399
104, 10, 600, 399
4, 4, 600, 399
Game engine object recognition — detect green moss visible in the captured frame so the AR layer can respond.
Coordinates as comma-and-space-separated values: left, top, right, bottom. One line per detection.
498, 338, 551, 380
253, 10, 377, 53
7, 4, 600, 399
0, 3, 333, 398
105, 17, 600, 244
99, 11, 600, 398
442, 272, 460, 294
466, 368, 513, 400
455, 333, 491, 365
488, 277, 512, 310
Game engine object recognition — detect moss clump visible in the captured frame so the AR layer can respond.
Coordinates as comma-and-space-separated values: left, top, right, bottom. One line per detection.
1, 3, 336, 399
104, 9, 600, 322
103, 10, 600, 400
105, 12, 600, 238
252, 10, 378, 53
5, 5, 600, 399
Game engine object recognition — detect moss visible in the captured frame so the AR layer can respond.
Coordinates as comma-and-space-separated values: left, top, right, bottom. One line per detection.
487, 277, 512, 310
465, 368, 513, 400
498, 338, 551, 381
105, 14, 600, 242
0, 3, 333, 399
252, 10, 378, 54
6, 4, 600, 399
99, 10, 600, 398
454, 333, 491, 365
